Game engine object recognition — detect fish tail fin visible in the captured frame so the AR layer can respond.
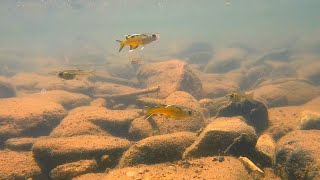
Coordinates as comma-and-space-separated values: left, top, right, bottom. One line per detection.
116, 40, 125, 52
144, 107, 154, 120
247, 92, 254, 99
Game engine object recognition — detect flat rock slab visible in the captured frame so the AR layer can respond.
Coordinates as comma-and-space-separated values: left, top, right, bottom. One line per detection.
50, 159, 98, 180
75, 157, 251, 180
0, 150, 44, 179
5, 137, 45, 151
137, 60, 203, 99
183, 117, 257, 158
32, 135, 132, 171
20, 90, 91, 110
118, 132, 197, 167
0, 76, 16, 98
50, 106, 142, 138
275, 130, 320, 179
0, 97, 67, 144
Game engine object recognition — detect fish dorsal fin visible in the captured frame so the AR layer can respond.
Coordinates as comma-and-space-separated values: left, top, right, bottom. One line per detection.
165, 105, 183, 112
125, 35, 130, 39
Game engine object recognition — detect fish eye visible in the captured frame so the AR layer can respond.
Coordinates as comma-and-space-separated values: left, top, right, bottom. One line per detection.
152, 34, 157, 38
188, 110, 192, 115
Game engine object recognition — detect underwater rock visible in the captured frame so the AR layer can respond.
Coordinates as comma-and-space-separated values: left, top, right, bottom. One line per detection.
256, 48, 292, 64
75, 156, 251, 180
143, 91, 205, 135
215, 98, 269, 133
254, 133, 276, 167
240, 65, 271, 90
118, 132, 197, 167
0, 150, 44, 179
135, 97, 164, 108
32, 135, 132, 172
298, 62, 320, 85
0, 76, 16, 98
20, 90, 91, 110
0, 97, 66, 145
50, 106, 142, 138
205, 48, 246, 73
50, 159, 98, 180
90, 98, 107, 107
275, 130, 320, 180
137, 60, 203, 99
183, 117, 257, 159
174, 42, 214, 64
196, 70, 241, 98
5, 137, 45, 151
128, 117, 154, 141
252, 78, 320, 108
93, 82, 139, 96
11, 72, 94, 95
299, 110, 320, 130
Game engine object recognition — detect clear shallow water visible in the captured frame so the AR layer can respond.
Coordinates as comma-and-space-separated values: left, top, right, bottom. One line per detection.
1, 0, 320, 62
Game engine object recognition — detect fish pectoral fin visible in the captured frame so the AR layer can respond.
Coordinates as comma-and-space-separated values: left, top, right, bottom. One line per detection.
130, 44, 139, 50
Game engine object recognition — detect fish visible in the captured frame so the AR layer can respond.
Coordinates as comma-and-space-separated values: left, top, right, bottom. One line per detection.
57, 69, 95, 80
225, 91, 254, 103
116, 33, 160, 52
145, 105, 195, 120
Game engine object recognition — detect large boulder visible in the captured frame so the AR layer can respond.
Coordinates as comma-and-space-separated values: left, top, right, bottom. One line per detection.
75, 157, 251, 180
50, 106, 142, 138
252, 78, 320, 108
20, 90, 91, 110
0, 97, 67, 145
0, 150, 44, 179
118, 132, 197, 167
0, 76, 16, 98
32, 135, 132, 172
183, 117, 257, 158
137, 60, 203, 99
215, 98, 269, 133
298, 61, 320, 85
275, 130, 320, 179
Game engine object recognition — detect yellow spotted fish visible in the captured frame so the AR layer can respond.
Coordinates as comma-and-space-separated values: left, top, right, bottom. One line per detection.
145, 105, 195, 120
116, 33, 159, 52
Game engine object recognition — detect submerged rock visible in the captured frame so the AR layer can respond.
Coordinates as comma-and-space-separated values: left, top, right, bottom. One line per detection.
11, 72, 94, 95
20, 90, 91, 110
254, 133, 276, 167
215, 98, 269, 133
275, 130, 320, 179
50, 106, 141, 138
205, 48, 246, 73
0, 150, 44, 179
252, 78, 320, 108
0, 76, 16, 98
32, 135, 132, 172
299, 110, 320, 130
0, 97, 67, 145
298, 62, 320, 85
137, 60, 203, 99
50, 159, 98, 180
5, 137, 45, 151
183, 117, 257, 158
75, 157, 251, 180
118, 132, 197, 167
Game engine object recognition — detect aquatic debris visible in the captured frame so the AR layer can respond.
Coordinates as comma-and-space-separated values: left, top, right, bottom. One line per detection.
56, 69, 95, 80
116, 33, 160, 52
145, 104, 196, 120
95, 86, 160, 101
239, 156, 264, 178
299, 110, 320, 130
225, 91, 254, 103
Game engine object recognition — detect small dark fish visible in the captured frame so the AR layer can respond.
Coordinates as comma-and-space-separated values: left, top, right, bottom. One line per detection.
57, 69, 95, 80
